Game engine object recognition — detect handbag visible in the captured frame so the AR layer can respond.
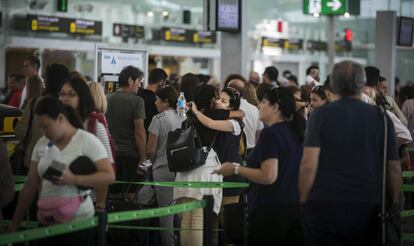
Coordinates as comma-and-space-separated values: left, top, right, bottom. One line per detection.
10, 97, 38, 175
167, 120, 217, 172
37, 196, 85, 225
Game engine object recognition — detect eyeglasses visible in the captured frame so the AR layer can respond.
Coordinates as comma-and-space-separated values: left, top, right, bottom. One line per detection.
58, 92, 78, 98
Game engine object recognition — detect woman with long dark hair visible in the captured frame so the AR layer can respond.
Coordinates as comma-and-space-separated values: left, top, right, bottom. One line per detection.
214, 87, 306, 245
58, 77, 114, 209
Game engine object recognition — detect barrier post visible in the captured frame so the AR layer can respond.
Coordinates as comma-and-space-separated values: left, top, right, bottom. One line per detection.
96, 209, 107, 246
203, 195, 214, 246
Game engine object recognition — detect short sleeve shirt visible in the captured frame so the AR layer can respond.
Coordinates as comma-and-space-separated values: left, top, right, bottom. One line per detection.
106, 91, 145, 158
32, 130, 108, 218
137, 88, 158, 132
304, 97, 398, 203
246, 122, 303, 213
148, 109, 184, 169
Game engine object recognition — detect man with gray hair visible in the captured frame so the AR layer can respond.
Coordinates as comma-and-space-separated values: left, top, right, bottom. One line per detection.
299, 60, 401, 245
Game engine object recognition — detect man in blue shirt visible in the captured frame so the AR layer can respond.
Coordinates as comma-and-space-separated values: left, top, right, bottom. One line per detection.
299, 60, 401, 245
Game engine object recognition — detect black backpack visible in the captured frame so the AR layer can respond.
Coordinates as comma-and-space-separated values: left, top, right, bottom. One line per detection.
167, 121, 216, 172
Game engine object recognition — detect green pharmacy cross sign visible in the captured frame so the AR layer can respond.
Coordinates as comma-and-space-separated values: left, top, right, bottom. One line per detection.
304, 0, 346, 15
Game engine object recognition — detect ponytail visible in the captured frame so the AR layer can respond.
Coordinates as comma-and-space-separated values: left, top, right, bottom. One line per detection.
264, 87, 306, 142
290, 110, 306, 143
35, 96, 84, 129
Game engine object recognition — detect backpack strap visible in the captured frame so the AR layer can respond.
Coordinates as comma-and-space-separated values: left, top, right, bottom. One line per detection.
87, 115, 97, 134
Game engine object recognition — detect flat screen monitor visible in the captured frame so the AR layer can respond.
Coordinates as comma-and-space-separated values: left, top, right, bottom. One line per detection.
397, 16, 414, 47
216, 0, 241, 32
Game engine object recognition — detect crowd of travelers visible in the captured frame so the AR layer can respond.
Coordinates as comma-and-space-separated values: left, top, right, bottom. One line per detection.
0, 55, 411, 246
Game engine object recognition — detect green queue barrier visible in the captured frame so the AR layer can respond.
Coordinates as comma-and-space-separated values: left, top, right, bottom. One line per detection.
0, 200, 206, 245
2, 180, 248, 245
0, 217, 97, 245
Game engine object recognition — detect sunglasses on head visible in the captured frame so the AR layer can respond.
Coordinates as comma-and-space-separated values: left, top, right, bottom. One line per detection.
226, 86, 240, 98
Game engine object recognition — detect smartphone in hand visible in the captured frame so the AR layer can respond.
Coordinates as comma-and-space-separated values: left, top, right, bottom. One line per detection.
43, 160, 65, 181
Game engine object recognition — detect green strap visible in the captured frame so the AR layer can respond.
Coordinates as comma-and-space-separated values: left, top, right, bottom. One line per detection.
0, 217, 97, 245
401, 209, 414, 218
402, 233, 414, 241
108, 200, 206, 224
401, 184, 414, 192
403, 171, 414, 178
0, 200, 206, 245
13, 175, 27, 183
14, 183, 23, 192
114, 181, 249, 189
406, 147, 414, 153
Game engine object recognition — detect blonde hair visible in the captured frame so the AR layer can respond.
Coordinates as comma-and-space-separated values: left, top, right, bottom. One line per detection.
87, 81, 107, 113
244, 82, 260, 106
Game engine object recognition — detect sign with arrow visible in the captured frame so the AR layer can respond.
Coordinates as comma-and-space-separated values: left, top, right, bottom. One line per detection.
303, 0, 346, 15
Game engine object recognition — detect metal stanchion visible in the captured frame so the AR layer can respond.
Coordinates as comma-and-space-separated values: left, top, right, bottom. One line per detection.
96, 210, 107, 246
203, 195, 214, 246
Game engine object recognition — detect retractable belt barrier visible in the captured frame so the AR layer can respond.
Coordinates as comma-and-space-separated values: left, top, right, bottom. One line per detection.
402, 170, 414, 241
2, 178, 249, 245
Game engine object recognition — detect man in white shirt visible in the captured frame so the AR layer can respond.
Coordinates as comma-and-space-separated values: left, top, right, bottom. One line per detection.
228, 79, 264, 153
20, 56, 41, 108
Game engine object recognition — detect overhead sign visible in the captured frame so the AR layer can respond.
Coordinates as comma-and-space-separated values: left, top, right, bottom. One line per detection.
191, 31, 216, 44
303, 0, 346, 15
335, 40, 352, 52
162, 28, 216, 44
307, 40, 328, 51
281, 38, 303, 50
100, 50, 146, 75
28, 14, 69, 33
27, 14, 101, 35
262, 37, 303, 50
69, 19, 102, 35
113, 23, 145, 39
261, 37, 283, 48
163, 28, 187, 42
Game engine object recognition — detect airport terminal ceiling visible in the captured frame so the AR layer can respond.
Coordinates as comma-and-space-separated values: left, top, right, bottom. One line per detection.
1, 0, 414, 84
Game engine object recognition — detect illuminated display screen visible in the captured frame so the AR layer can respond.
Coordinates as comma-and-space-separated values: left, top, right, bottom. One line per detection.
216, 0, 241, 32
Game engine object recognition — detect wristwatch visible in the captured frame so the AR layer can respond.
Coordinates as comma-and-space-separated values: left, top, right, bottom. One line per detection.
233, 163, 240, 175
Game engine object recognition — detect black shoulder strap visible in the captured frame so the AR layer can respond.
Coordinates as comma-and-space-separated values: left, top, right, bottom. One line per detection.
378, 105, 388, 245
207, 132, 218, 151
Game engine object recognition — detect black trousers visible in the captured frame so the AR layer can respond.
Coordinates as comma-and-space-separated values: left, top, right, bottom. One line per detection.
247, 203, 303, 246
302, 201, 379, 246
109, 155, 139, 194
